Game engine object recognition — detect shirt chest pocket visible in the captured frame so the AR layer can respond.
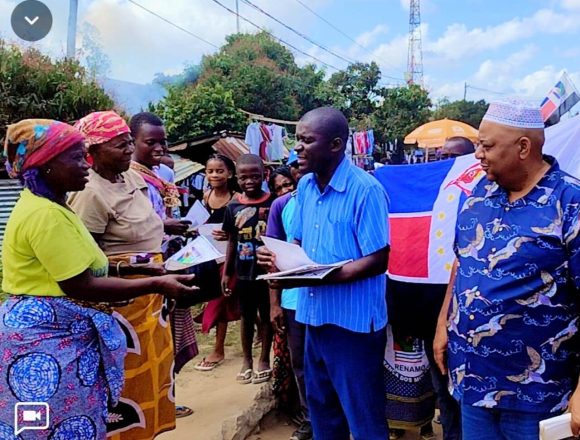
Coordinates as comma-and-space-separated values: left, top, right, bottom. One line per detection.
328, 220, 357, 260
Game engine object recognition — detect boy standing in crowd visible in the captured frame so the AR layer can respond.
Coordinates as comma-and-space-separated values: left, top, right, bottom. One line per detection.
222, 154, 274, 384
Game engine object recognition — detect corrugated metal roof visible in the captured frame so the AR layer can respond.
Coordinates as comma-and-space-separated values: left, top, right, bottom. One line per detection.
0, 179, 23, 246
212, 137, 249, 162
170, 155, 204, 182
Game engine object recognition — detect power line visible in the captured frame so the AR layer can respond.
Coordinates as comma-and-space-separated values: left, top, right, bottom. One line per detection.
209, 0, 342, 71
127, 0, 219, 49
293, 0, 367, 52
241, 0, 405, 83
292, 0, 406, 81
240, 0, 355, 65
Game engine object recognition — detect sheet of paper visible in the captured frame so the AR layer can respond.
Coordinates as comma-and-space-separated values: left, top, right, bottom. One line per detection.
165, 235, 223, 271
261, 236, 315, 272
539, 413, 573, 440
183, 200, 210, 228
197, 223, 228, 255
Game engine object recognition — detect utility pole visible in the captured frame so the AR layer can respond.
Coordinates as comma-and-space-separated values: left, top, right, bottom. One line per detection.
406, 0, 424, 87
235, 0, 240, 33
66, 0, 78, 58
464, 82, 467, 101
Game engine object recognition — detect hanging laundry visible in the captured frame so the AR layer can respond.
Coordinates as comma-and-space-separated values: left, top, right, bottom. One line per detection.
367, 129, 375, 155
268, 124, 286, 161
245, 122, 262, 156
258, 123, 272, 161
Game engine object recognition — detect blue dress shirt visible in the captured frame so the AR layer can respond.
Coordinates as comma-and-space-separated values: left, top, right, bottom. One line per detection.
293, 157, 390, 333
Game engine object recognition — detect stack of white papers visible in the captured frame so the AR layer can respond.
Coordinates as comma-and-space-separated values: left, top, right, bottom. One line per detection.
539, 413, 573, 440
256, 237, 351, 281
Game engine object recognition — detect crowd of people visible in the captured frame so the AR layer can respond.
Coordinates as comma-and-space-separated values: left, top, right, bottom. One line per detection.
0, 100, 578, 440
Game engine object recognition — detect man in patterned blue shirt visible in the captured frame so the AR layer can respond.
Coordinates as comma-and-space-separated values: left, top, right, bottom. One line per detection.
433, 100, 580, 439
262, 107, 390, 440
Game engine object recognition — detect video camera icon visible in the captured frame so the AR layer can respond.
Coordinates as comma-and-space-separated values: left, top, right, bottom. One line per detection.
14, 402, 50, 435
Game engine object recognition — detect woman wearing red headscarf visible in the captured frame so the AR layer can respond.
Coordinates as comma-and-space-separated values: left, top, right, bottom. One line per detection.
68, 111, 183, 439
0, 119, 197, 439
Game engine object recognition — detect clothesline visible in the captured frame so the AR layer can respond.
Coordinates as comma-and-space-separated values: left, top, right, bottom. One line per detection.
238, 109, 299, 125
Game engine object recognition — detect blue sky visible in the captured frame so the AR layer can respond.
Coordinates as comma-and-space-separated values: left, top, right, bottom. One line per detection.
1, 0, 580, 104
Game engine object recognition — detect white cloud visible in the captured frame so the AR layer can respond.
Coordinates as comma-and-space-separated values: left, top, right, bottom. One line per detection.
80, 0, 327, 84
356, 24, 388, 48
562, 0, 580, 10
427, 8, 580, 61
473, 45, 537, 89
512, 66, 562, 98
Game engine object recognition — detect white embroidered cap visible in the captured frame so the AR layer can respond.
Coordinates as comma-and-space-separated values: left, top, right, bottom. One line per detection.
482, 99, 545, 129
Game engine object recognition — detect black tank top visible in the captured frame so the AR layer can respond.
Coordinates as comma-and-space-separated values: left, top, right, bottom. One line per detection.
204, 189, 234, 223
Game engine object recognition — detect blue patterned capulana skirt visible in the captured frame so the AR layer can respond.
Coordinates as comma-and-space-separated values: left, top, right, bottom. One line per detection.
0, 295, 126, 439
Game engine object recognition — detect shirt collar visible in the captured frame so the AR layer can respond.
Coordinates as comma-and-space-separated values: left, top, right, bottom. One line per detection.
486, 155, 561, 204
309, 156, 350, 193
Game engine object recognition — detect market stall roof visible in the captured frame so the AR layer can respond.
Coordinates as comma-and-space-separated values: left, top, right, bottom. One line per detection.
404, 119, 479, 148
170, 155, 204, 182
168, 130, 249, 163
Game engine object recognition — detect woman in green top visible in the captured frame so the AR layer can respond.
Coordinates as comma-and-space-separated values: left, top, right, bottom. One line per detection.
0, 119, 197, 439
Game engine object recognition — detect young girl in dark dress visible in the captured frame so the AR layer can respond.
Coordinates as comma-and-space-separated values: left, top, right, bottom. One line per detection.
194, 154, 240, 371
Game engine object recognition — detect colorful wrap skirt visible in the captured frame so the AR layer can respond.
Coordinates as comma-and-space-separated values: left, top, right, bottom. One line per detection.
384, 325, 436, 430
106, 254, 176, 440
0, 295, 126, 439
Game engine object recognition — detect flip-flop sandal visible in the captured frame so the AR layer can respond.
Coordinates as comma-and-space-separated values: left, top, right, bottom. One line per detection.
251, 368, 272, 384
175, 406, 194, 418
194, 358, 224, 371
236, 368, 253, 384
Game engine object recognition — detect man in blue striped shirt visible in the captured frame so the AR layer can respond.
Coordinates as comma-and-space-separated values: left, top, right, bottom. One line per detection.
265, 107, 390, 440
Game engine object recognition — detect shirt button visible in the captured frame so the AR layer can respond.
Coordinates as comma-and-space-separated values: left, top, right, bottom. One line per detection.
318, 201, 322, 205
309, 292, 314, 297
469, 314, 475, 320
505, 207, 510, 211
312, 248, 316, 252
467, 337, 473, 343
315, 224, 319, 228
491, 248, 496, 253
475, 291, 481, 297
498, 227, 504, 231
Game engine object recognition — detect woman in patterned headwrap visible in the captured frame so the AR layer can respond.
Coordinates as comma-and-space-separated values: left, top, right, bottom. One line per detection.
0, 119, 198, 439
68, 110, 188, 438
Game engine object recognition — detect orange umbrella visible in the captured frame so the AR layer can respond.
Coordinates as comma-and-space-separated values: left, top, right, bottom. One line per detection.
404, 118, 479, 148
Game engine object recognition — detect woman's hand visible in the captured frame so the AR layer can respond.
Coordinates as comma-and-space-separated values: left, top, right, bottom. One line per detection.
155, 274, 199, 299
164, 218, 191, 236
211, 229, 228, 241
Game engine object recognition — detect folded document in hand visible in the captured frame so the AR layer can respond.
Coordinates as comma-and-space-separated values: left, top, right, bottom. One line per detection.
165, 235, 224, 271
539, 412, 573, 440
257, 236, 351, 280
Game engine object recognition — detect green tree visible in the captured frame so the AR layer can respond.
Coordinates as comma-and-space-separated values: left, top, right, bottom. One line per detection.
198, 32, 303, 121
327, 62, 382, 121
372, 84, 432, 143
0, 40, 115, 142
154, 83, 245, 142
432, 99, 488, 128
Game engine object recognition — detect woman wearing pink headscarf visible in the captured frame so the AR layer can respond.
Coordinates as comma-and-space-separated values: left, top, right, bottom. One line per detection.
0, 119, 197, 439
69, 111, 180, 439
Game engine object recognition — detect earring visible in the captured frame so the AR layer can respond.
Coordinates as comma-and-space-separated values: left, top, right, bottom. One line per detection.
45, 168, 52, 175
